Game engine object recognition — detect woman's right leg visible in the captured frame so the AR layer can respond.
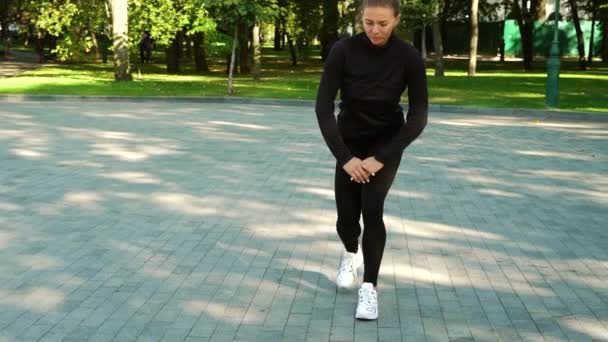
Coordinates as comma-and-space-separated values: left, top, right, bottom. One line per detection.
334, 163, 362, 253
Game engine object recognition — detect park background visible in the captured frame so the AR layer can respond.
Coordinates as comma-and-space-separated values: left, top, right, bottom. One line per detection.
0, 0, 607, 112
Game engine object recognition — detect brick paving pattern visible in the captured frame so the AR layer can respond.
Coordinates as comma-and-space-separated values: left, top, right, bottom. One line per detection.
1, 100, 607, 341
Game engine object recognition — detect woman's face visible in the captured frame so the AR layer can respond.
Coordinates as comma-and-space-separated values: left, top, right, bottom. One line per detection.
362, 6, 400, 47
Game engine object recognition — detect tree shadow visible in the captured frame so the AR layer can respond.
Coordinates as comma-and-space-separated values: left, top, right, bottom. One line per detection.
0, 100, 607, 341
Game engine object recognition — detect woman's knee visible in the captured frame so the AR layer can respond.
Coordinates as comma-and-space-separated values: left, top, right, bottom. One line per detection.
361, 207, 384, 226
336, 217, 360, 230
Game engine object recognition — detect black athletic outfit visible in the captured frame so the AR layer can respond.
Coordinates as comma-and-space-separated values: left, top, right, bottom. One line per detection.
315, 32, 428, 286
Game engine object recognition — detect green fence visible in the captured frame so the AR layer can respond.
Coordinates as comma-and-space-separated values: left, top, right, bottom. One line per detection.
421, 20, 604, 57
441, 22, 504, 55
504, 19, 604, 57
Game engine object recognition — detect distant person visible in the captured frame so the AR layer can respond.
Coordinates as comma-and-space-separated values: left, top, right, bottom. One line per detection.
315, 0, 428, 320
139, 31, 152, 63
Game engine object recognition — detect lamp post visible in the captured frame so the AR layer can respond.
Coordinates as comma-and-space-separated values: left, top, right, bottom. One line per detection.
546, 0, 561, 107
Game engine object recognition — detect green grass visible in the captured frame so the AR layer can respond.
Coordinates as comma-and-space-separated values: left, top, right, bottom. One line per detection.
1, 47, 607, 113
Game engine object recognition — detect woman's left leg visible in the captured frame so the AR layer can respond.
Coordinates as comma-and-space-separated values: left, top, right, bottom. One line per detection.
360, 156, 402, 287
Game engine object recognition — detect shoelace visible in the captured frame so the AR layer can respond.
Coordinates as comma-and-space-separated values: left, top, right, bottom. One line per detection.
339, 255, 354, 273
359, 288, 377, 305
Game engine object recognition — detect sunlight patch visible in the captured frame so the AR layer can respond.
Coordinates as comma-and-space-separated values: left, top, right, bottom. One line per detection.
19, 254, 63, 270
0, 287, 64, 312
101, 172, 162, 184
208, 120, 272, 130
63, 192, 103, 209
515, 150, 594, 161
559, 316, 608, 340
478, 188, 522, 198
11, 148, 46, 159
0, 231, 17, 249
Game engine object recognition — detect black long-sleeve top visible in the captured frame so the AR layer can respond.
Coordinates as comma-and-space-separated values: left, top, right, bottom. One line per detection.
315, 32, 428, 166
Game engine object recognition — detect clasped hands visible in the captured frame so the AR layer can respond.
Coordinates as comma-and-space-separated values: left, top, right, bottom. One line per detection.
343, 157, 384, 183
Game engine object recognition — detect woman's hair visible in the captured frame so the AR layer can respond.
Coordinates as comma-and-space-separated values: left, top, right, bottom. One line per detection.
361, 0, 400, 17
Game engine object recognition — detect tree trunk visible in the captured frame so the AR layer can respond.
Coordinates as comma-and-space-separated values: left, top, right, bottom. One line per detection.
193, 32, 209, 72
603, 20, 608, 62
176, 30, 183, 61
91, 31, 101, 62
0, 0, 12, 56
513, 0, 534, 70
567, 0, 586, 70
421, 26, 427, 59
468, 0, 479, 76
1, 21, 8, 56
499, 21, 505, 62
440, 0, 451, 45
536, 0, 546, 19
353, 0, 364, 33
320, 0, 339, 61
238, 21, 250, 74
228, 26, 238, 95
274, 17, 282, 50
35, 32, 45, 63
167, 31, 181, 74
252, 23, 261, 80
522, 22, 534, 70
587, 1, 597, 64
275, 0, 286, 50
432, 21, 444, 77
185, 30, 192, 60
110, 0, 132, 81
287, 32, 297, 66
500, 0, 507, 62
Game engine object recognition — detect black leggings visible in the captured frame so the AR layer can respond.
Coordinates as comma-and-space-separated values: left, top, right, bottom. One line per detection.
334, 140, 401, 287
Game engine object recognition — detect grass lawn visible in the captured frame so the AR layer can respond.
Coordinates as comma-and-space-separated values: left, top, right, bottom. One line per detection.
1, 47, 607, 113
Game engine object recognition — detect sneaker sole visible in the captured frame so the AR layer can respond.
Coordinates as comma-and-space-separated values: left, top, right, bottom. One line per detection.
355, 312, 378, 320
336, 281, 357, 291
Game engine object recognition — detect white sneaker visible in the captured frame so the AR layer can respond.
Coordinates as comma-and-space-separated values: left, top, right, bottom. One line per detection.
336, 245, 363, 289
355, 282, 378, 320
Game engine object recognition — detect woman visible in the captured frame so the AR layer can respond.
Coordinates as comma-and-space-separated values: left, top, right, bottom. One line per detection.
315, 0, 428, 320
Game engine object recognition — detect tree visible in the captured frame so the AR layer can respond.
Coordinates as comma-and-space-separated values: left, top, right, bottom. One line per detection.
440, 0, 500, 21
203, 0, 277, 93
567, 0, 587, 70
584, 0, 608, 64
402, 0, 444, 76
252, 22, 261, 80
274, 0, 286, 50
228, 25, 237, 94
321, 0, 339, 60
0, 0, 17, 56
187, 3, 216, 73
512, 0, 546, 70
468, 0, 479, 76
431, 19, 444, 76
274, 0, 322, 66
15, 0, 107, 62
431, 1, 445, 77
192, 31, 209, 72
110, 0, 132, 80
603, 2, 608, 62
586, 0, 598, 64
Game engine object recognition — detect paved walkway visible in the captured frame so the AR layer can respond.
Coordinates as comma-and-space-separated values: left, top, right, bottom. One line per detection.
0, 50, 41, 77
0, 99, 607, 342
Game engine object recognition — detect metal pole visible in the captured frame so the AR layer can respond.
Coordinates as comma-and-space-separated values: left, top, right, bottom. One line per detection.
546, 0, 561, 107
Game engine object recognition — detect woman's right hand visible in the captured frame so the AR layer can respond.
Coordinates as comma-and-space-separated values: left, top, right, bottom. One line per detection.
343, 157, 371, 183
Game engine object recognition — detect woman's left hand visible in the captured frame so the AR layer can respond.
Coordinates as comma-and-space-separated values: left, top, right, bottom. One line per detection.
362, 157, 384, 176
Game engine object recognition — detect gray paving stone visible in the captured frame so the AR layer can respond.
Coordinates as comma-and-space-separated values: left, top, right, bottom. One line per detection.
0, 100, 606, 342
